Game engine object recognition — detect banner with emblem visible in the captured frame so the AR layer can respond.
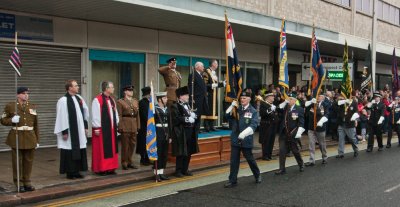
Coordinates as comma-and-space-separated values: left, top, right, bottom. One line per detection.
279, 18, 289, 100
224, 13, 242, 102
308, 26, 326, 98
361, 44, 372, 92
146, 82, 158, 161
341, 41, 352, 99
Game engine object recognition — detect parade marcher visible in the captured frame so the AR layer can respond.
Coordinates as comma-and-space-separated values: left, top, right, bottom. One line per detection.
386, 97, 400, 147
54, 80, 89, 179
188, 61, 208, 136
304, 94, 329, 166
202, 59, 225, 132
170, 86, 199, 177
154, 92, 170, 181
158, 57, 181, 107
137, 87, 151, 165
275, 93, 305, 175
224, 91, 261, 188
117, 85, 140, 170
1, 87, 39, 192
366, 92, 385, 152
336, 94, 359, 158
386, 97, 400, 148
91, 81, 119, 176
258, 92, 279, 161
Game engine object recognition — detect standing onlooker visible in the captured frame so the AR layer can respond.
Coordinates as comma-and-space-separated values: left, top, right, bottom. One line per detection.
137, 87, 151, 166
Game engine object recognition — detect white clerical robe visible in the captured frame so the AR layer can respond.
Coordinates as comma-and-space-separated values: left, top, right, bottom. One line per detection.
91, 98, 119, 129
54, 94, 89, 149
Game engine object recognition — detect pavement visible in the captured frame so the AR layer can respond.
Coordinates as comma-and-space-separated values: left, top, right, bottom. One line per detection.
0, 131, 340, 206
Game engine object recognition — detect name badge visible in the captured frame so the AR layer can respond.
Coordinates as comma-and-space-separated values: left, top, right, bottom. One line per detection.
320, 110, 324, 115
29, 109, 37, 115
244, 112, 252, 119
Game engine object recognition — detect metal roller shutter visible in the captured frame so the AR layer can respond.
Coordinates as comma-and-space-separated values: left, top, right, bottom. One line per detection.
0, 43, 81, 150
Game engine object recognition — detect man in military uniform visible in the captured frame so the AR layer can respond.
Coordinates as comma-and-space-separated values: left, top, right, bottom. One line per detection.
1, 87, 39, 192
158, 57, 182, 107
170, 86, 198, 177
366, 92, 385, 152
117, 85, 140, 170
275, 94, 305, 175
336, 94, 359, 158
224, 91, 261, 188
202, 59, 225, 132
304, 94, 329, 166
258, 92, 278, 161
386, 97, 400, 148
154, 92, 170, 181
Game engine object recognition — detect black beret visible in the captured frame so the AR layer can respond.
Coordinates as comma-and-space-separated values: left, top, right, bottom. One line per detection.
240, 91, 252, 97
166, 57, 177, 63
141, 86, 151, 96
123, 85, 134, 91
17, 87, 29, 94
175, 86, 189, 97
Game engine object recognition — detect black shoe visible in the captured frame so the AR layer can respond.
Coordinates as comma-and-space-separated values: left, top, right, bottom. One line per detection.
305, 162, 315, 167
122, 166, 129, 170
74, 173, 84, 179
335, 155, 344, 159
224, 182, 237, 188
378, 147, 383, 151
182, 171, 193, 176
17, 186, 26, 193
24, 186, 35, 192
96, 172, 107, 176
386, 144, 391, 148
366, 148, 372, 152
255, 176, 262, 184
155, 175, 162, 182
262, 157, 271, 161
174, 172, 184, 178
160, 174, 170, 180
322, 160, 327, 164
299, 165, 305, 172
275, 170, 286, 175
128, 164, 139, 169
66, 174, 75, 179
107, 171, 117, 175
354, 151, 359, 157
141, 161, 150, 166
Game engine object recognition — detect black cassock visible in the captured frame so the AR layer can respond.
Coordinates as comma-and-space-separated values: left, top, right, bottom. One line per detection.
137, 98, 149, 158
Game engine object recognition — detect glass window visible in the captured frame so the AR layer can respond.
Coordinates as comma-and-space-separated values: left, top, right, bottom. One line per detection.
92, 61, 143, 100
377, 74, 391, 90
383, 3, 390, 21
363, 0, 371, 14
356, 0, 362, 11
377, 1, 383, 19
390, 6, 396, 22
396, 8, 400, 25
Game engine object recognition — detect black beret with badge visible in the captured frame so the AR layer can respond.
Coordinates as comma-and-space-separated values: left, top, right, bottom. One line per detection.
166, 57, 177, 63
123, 85, 134, 91
17, 87, 29, 94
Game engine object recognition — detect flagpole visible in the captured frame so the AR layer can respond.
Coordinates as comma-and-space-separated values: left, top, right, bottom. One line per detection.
14, 32, 20, 193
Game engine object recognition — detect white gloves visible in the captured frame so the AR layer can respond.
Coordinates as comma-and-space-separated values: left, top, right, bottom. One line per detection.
338, 100, 346, 106
12, 115, 20, 124
223, 81, 227, 87
317, 117, 328, 127
295, 127, 305, 139
212, 83, 218, 89
366, 102, 372, 108
305, 100, 312, 107
371, 100, 376, 104
311, 98, 317, 104
389, 102, 394, 108
378, 116, 384, 125
279, 100, 289, 109
226, 100, 238, 114
397, 119, 400, 125
350, 113, 360, 121
346, 99, 352, 104
35, 144, 39, 149
188, 117, 195, 123
238, 127, 254, 140
270, 104, 276, 111
190, 112, 197, 119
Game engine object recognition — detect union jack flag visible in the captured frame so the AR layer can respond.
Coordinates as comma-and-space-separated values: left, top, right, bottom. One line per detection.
308, 27, 325, 98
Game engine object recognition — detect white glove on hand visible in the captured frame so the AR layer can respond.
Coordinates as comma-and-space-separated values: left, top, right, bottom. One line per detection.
371, 100, 376, 104
389, 102, 394, 108
190, 112, 197, 119
350, 113, 360, 121
188, 117, 195, 123
317, 117, 328, 127
11, 115, 20, 124
212, 83, 218, 89
338, 100, 346, 106
238, 127, 254, 140
397, 119, 400, 125
279, 100, 289, 109
377, 116, 384, 125
270, 104, 276, 111
305, 100, 313, 107
295, 127, 305, 139
223, 81, 227, 87
311, 98, 317, 104
366, 102, 372, 108
35, 144, 39, 149
226, 100, 238, 114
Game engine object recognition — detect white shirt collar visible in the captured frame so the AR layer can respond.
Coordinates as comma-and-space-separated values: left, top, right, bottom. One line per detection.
243, 104, 250, 110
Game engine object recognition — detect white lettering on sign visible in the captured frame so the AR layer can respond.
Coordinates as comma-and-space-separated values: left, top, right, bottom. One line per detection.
0, 22, 14, 29
301, 63, 353, 81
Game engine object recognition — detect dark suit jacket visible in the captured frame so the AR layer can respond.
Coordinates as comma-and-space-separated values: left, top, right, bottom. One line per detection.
279, 104, 305, 138
188, 71, 208, 117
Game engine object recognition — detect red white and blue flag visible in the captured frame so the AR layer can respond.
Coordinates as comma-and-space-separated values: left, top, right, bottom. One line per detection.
308, 27, 325, 98
224, 14, 242, 102
9, 47, 22, 77
279, 18, 289, 99
392, 48, 399, 98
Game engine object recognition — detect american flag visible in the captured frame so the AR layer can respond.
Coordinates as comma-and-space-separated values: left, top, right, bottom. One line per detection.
9, 47, 22, 77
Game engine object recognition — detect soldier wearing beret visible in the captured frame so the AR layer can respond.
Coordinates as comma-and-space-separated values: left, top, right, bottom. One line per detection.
158, 57, 182, 107
117, 85, 140, 170
1, 87, 39, 192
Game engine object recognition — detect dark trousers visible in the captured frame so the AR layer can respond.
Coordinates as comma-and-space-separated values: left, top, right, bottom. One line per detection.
12, 148, 35, 187
204, 119, 216, 130
278, 133, 303, 171
229, 145, 260, 183
155, 139, 169, 169
368, 124, 383, 149
262, 124, 277, 159
329, 119, 338, 140
176, 155, 191, 174
387, 123, 400, 146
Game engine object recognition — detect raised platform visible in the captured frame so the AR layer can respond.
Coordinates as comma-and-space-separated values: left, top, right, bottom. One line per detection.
168, 130, 232, 165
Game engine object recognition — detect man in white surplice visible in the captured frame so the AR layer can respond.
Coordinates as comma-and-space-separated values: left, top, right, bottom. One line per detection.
54, 80, 89, 179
